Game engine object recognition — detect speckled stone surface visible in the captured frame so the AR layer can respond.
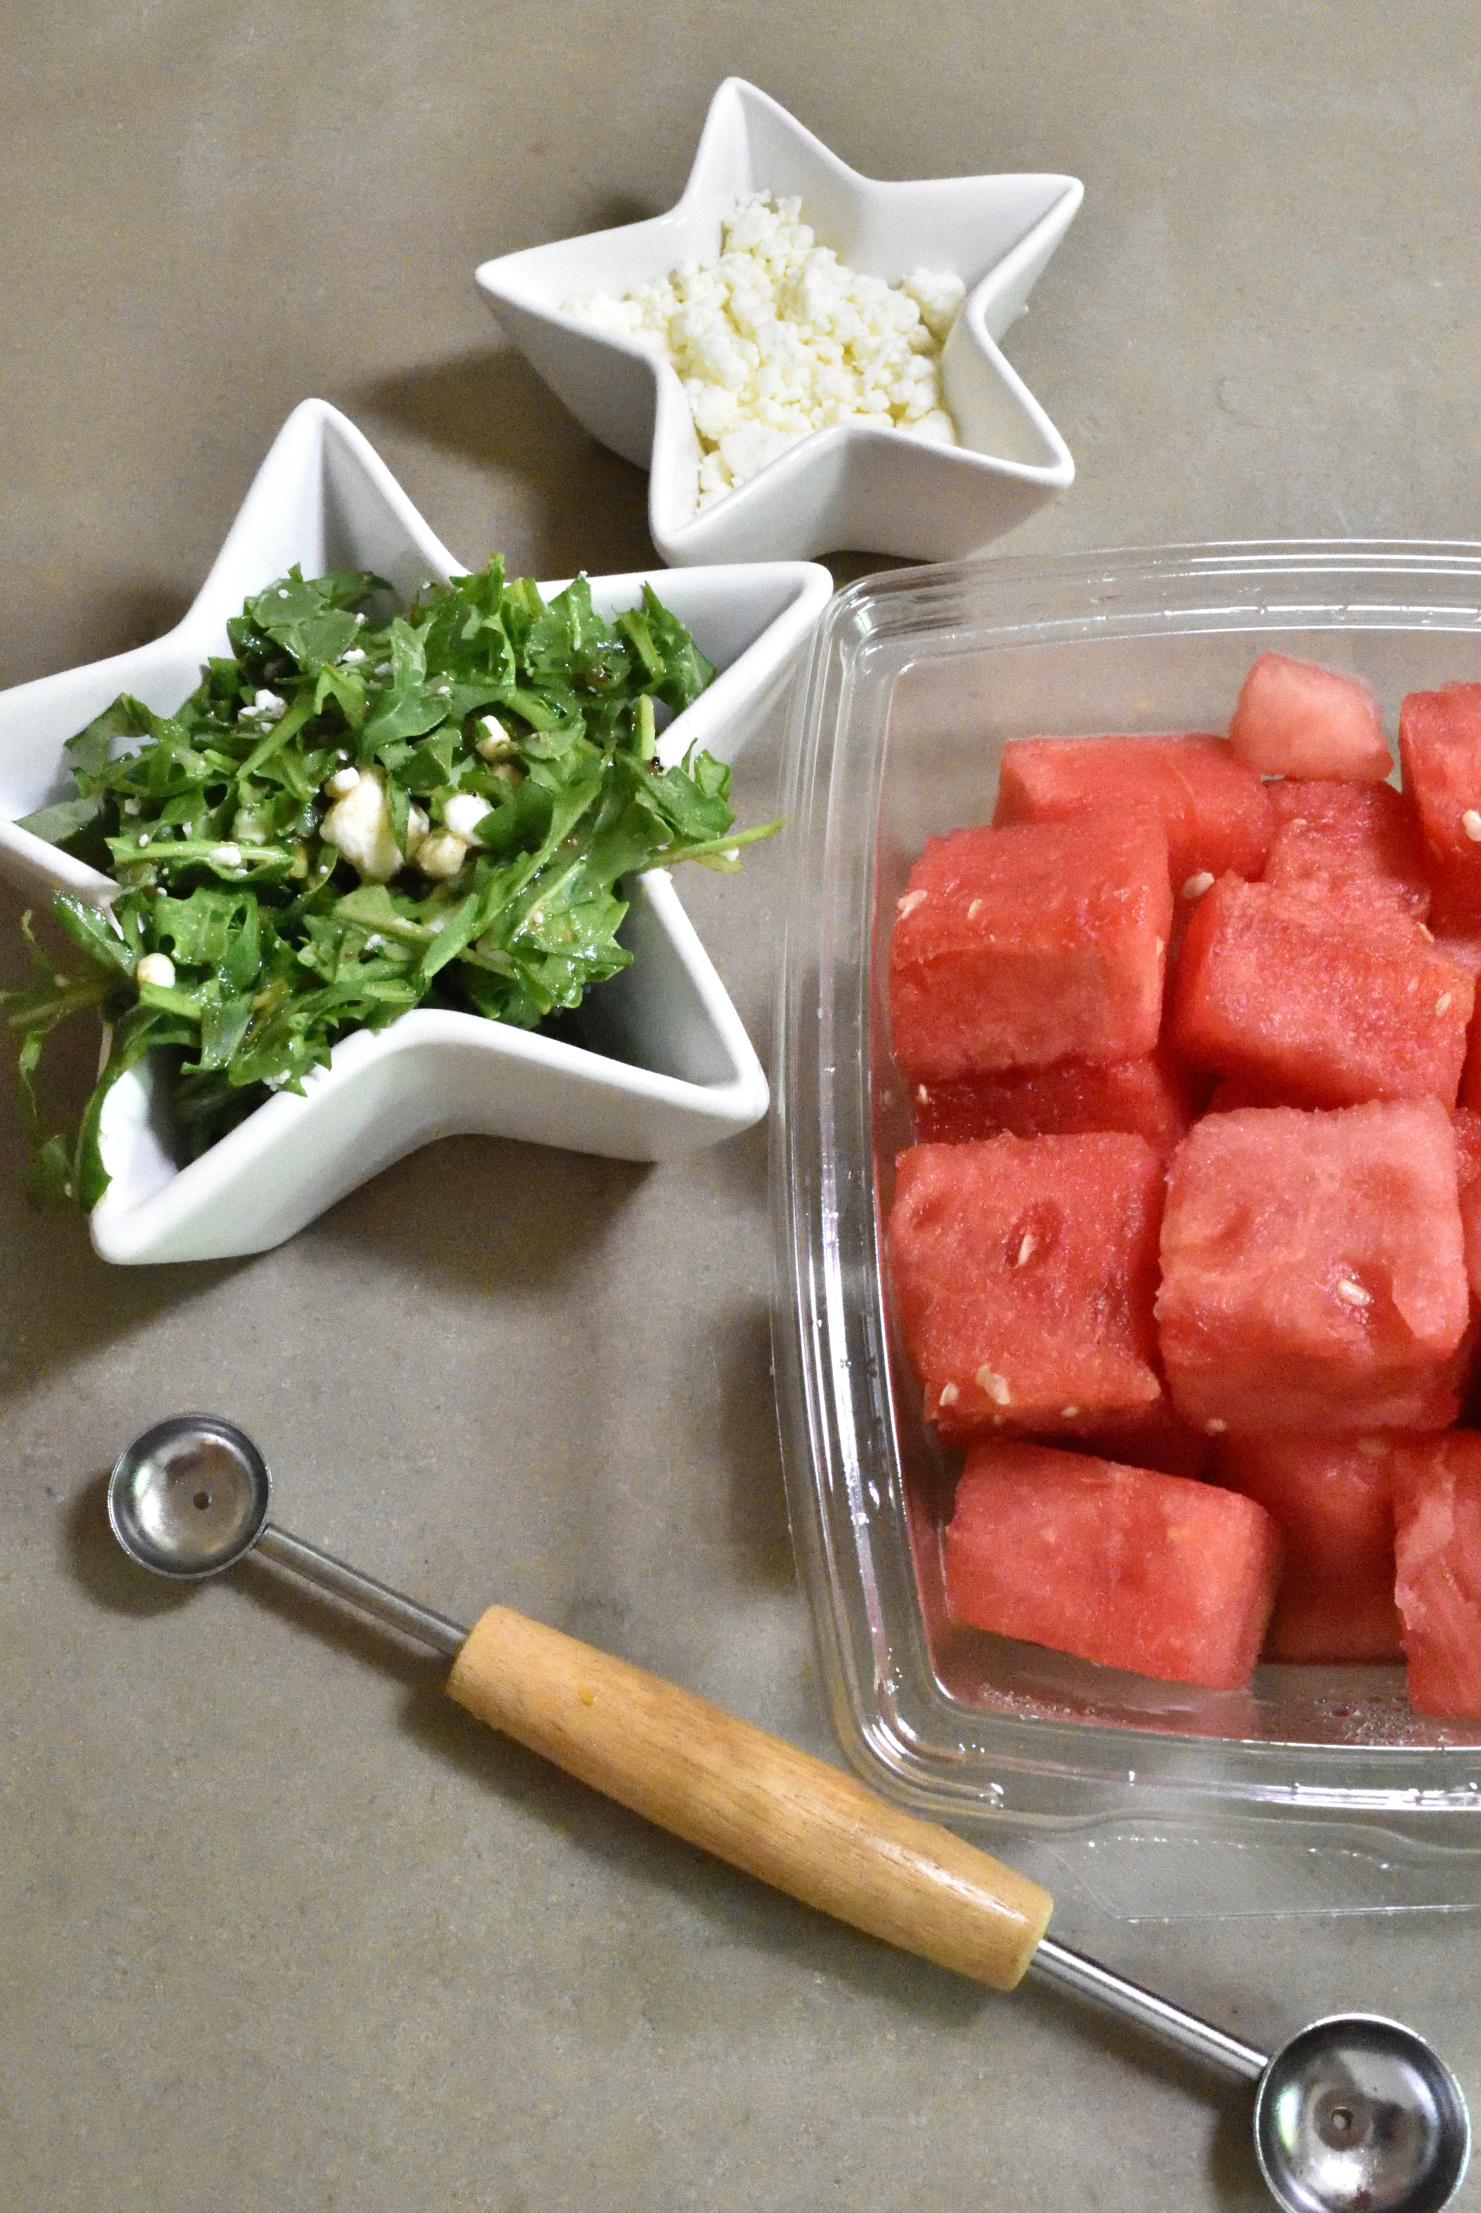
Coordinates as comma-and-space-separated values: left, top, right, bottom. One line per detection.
3, 6, 1481, 2207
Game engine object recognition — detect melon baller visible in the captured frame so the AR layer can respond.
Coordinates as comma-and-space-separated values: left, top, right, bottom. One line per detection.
108, 1413, 1471, 2213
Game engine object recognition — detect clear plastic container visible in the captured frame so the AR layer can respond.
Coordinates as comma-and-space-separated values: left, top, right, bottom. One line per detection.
771, 542, 1481, 1916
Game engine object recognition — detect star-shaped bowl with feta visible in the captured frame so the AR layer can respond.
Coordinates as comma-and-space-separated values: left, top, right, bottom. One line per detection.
0, 399, 830, 1263
476, 78, 1082, 566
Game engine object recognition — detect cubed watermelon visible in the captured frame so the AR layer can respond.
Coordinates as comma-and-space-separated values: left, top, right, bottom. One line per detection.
1169, 873, 1472, 1108
1432, 922, 1481, 983
889, 815, 1172, 1083
1157, 1101, 1469, 1434
1398, 683, 1481, 921
1452, 1106, 1481, 1301
910, 1048, 1198, 1156
1216, 1435, 1403, 1662
1263, 778, 1431, 922
1391, 1433, 1481, 1717
993, 734, 1270, 889
888, 1134, 1164, 1437
1228, 652, 1391, 782
944, 1441, 1282, 1690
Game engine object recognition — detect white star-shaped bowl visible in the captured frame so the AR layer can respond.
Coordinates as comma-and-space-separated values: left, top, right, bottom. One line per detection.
0, 398, 831, 1263
475, 78, 1082, 567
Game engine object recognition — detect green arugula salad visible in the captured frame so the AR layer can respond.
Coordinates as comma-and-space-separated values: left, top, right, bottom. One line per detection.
2, 561, 776, 1210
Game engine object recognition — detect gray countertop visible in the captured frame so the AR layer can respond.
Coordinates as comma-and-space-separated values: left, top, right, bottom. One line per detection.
3, 6, 1479, 2207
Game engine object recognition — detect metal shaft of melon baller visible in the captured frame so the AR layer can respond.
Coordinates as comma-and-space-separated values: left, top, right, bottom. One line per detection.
254, 1524, 469, 1656
1028, 1938, 1266, 2080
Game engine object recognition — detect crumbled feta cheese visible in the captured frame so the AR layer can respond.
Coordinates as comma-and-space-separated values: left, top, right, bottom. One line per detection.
415, 830, 468, 879
320, 767, 404, 884
241, 688, 286, 723
902, 267, 967, 344
340, 647, 368, 667
476, 716, 515, 760
566, 193, 963, 510
135, 952, 176, 990
442, 793, 494, 845
208, 843, 244, 871
323, 766, 361, 799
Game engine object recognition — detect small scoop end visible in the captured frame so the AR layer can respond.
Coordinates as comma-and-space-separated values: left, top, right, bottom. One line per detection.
109, 1415, 271, 1580
1254, 2013, 1470, 2213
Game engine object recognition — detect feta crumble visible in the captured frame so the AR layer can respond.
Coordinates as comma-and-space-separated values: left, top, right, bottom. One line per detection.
566, 193, 966, 510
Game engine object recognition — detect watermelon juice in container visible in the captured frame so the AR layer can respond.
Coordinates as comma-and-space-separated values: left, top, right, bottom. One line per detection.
771, 542, 1481, 1919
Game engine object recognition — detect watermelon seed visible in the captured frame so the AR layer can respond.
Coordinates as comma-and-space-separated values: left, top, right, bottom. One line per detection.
1436, 993, 1453, 1016
938, 1382, 960, 1407
1462, 809, 1481, 842
1205, 1418, 1227, 1434
1335, 1278, 1372, 1307
1181, 870, 1215, 900
897, 889, 927, 916
976, 1366, 1012, 1405
1014, 1232, 1037, 1267
1060, 1405, 1080, 1419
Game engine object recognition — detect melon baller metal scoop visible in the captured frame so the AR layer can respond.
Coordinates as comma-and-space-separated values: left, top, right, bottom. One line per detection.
110, 1414, 1470, 2213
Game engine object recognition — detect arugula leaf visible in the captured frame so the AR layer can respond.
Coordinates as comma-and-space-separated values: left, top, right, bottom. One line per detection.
15, 795, 104, 846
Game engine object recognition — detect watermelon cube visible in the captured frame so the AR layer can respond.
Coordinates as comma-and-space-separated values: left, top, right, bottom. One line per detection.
1391, 1433, 1481, 1717
1228, 651, 1391, 781
1169, 873, 1472, 1108
993, 733, 1271, 889
910, 1048, 1198, 1156
944, 1441, 1282, 1690
1398, 683, 1481, 920
1263, 778, 1431, 922
1216, 1435, 1404, 1662
889, 815, 1172, 1083
888, 1134, 1164, 1438
1157, 1101, 1470, 1434
1452, 1107, 1481, 1302
1432, 922, 1481, 984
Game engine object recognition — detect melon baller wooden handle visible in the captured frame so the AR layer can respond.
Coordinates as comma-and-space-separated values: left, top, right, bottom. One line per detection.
246, 1522, 1052, 1988
446, 1604, 1053, 1989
